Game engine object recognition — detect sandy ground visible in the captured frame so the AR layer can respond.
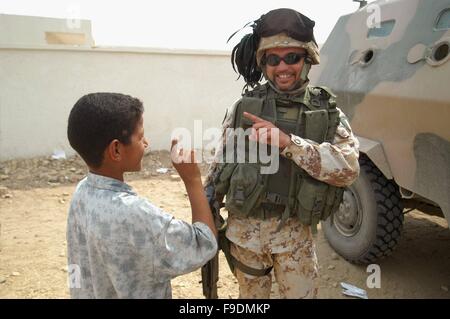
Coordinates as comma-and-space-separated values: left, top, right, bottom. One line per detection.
0, 154, 449, 299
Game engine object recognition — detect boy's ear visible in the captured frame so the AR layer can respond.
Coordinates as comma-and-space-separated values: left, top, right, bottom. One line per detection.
106, 139, 122, 162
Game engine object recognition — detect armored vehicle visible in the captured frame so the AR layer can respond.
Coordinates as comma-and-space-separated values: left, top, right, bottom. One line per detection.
309, 0, 450, 263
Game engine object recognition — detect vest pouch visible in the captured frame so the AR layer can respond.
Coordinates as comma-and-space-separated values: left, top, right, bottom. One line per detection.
303, 109, 328, 143
321, 186, 345, 221
325, 108, 340, 142
225, 163, 266, 217
295, 176, 329, 225
239, 97, 263, 130
214, 163, 238, 196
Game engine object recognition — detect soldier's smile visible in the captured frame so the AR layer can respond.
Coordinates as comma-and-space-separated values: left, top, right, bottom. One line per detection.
264, 47, 305, 91
275, 73, 296, 85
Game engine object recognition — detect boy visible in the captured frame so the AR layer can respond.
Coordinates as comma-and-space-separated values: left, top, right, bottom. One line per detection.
66, 92, 217, 298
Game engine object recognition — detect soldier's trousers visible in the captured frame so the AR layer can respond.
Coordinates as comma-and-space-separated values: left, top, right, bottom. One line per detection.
229, 229, 319, 299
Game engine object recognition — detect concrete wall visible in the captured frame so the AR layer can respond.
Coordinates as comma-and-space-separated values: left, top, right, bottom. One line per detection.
0, 14, 94, 47
0, 45, 244, 160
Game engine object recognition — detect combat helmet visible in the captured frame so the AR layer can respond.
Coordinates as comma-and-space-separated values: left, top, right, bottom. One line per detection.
229, 8, 320, 88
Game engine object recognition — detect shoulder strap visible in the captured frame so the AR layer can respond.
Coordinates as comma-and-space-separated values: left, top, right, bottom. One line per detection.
316, 86, 337, 98
304, 86, 341, 143
237, 84, 270, 128
308, 86, 337, 110
242, 83, 268, 98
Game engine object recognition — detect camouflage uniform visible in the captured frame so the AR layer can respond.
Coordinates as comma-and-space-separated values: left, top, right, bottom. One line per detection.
67, 173, 217, 299
205, 8, 360, 299
205, 99, 359, 299
228, 216, 318, 298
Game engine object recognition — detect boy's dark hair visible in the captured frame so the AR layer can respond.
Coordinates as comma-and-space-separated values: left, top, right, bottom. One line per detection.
67, 93, 144, 168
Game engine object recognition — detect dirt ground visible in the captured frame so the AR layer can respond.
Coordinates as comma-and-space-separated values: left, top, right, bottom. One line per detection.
0, 152, 449, 299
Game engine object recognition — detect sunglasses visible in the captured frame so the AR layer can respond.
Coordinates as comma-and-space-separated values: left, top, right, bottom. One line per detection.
262, 52, 307, 66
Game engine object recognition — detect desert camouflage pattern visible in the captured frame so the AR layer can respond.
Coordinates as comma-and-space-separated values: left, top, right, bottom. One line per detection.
256, 33, 321, 65
309, 0, 450, 223
205, 83, 359, 298
228, 216, 318, 299
204, 100, 238, 187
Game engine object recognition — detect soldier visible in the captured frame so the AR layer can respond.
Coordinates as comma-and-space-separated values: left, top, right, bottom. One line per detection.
205, 8, 360, 298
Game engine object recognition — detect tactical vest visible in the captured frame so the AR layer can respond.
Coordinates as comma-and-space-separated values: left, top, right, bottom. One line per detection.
215, 83, 344, 232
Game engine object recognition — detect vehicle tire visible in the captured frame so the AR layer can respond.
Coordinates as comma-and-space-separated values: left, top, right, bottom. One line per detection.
322, 155, 404, 264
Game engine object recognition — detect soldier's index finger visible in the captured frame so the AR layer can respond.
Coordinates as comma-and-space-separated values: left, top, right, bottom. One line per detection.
243, 112, 264, 123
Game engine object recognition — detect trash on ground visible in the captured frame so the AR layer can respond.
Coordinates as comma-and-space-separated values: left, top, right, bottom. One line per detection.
51, 150, 66, 160
341, 282, 368, 299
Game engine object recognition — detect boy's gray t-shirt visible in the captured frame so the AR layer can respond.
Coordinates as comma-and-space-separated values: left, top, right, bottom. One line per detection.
67, 173, 217, 299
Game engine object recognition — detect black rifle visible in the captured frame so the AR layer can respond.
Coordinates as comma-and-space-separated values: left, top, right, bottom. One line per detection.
201, 183, 225, 299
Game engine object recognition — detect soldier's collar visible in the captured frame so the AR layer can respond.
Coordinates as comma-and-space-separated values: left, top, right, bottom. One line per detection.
267, 79, 309, 97
265, 81, 310, 106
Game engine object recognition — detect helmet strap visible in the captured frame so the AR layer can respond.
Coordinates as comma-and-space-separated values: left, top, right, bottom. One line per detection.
300, 62, 311, 82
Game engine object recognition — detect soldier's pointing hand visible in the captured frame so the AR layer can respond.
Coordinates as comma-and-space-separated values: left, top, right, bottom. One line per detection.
243, 112, 291, 150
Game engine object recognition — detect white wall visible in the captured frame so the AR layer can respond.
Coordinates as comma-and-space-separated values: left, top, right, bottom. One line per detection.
0, 45, 245, 160
0, 13, 94, 46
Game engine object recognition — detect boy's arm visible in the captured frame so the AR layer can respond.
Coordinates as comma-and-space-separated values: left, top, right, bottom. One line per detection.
171, 141, 218, 239
184, 176, 218, 239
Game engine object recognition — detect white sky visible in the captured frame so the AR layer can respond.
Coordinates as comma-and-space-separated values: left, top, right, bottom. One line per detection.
0, 0, 373, 50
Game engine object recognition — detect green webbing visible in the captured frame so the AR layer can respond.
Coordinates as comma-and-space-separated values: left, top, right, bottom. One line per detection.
220, 224, 273, 277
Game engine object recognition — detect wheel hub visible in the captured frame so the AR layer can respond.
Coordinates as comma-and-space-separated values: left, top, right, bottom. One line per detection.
333, 188, 362, 237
